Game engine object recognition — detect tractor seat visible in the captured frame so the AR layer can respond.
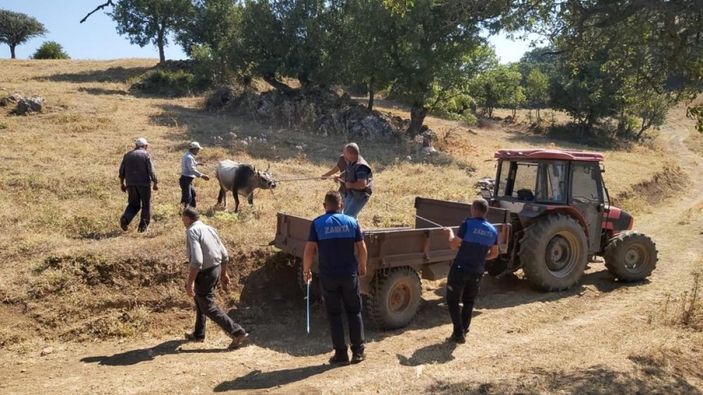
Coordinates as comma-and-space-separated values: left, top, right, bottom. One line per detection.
516, 189, 535, 201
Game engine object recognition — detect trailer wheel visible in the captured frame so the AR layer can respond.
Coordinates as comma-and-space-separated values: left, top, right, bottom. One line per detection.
604, 231, 657, 281
519, 214, 588, 291
368, 267, 422, 330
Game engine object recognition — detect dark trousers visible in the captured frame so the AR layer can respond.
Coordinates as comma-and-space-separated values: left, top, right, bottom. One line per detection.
320, 275, 365, 354
122, 185, 151, 229
193, 265, 245, 338
179, 176, 196, 207
446, 266, 483, 336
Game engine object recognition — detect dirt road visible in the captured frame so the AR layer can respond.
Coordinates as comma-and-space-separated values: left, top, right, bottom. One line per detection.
2, 112, 702, 394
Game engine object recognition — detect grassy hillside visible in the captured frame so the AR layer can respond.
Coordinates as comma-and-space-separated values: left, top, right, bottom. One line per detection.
0, 59, 679, 346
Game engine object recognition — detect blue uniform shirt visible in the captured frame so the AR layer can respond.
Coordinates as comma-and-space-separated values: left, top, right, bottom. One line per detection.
452, 217, 498, 275
309, 211, 364, 277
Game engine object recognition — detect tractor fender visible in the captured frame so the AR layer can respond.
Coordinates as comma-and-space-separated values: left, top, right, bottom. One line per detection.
519, 204, 590, 239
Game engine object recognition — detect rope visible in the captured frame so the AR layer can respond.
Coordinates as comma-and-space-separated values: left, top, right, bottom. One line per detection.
373, 197, 452, 230
274, 177, 325, 182
414, 213, 451, 230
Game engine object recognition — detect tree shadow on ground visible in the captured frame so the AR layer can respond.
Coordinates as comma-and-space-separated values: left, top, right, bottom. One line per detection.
214, 364, 335, 392
500, 123, 634, 151
152, 103, 419, 170
428, 264, 652, 311
77, 87, 128, 96
35, 66, 152, 84
427, 357, 702, 394
234, 252, 463, 358
79, 340, 227, 366
396, 339, 458, 366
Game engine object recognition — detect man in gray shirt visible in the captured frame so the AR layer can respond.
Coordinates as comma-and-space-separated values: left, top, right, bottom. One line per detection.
182, 207, 248, 349
119, 137, 158, 232
180, 141, 209, 210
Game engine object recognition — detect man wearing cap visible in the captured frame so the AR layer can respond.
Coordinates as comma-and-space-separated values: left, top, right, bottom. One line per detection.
119, 137, 158, 232
180, 141, 209, 210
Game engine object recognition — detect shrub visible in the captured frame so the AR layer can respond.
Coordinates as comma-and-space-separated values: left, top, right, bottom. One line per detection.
464, 111, 477, 126
130, 69, 209, 97
32, 41, 69, 59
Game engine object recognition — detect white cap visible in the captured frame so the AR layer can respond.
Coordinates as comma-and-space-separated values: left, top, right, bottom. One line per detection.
135, 137, 148, 147
189, 141, 202, 150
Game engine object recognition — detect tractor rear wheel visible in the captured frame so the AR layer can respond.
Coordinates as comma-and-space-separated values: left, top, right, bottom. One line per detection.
519, 214, 588, 291
368, 267, 422, 329
604, 231, 657, 281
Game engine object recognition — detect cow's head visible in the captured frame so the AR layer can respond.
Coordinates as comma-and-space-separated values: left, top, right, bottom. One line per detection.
254, 164, 277, 190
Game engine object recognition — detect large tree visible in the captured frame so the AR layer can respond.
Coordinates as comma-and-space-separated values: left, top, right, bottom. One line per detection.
382, 0, 514, 134
0, 9, 47, 59
334, 0, 397, 111
525, 68, 549, 122
469, 64, 524, 119
232, 0, 344, 91
515, 0, 703, 133
110, 0, 194, 63
176, 0, 243, 83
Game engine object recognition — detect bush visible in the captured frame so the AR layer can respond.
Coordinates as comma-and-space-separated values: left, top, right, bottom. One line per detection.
32, 41, 69, 59
464, 111, 477, 126
130, 69, 209, 97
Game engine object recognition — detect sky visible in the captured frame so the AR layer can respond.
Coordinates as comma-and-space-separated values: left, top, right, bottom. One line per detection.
0, 0, 533, 63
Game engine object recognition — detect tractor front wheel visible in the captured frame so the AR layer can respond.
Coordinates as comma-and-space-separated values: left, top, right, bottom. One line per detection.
519, 214, 588, 291
368, 267, 422, 330
604, 231, 658, 281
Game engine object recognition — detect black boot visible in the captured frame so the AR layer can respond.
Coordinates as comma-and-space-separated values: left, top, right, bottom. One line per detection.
329, 350, 349, 365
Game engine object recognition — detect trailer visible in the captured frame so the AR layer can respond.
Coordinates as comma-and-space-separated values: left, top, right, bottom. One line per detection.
273, 197, 511, 329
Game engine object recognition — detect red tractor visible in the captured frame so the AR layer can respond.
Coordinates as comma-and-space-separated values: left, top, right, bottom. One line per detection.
482, 149, 658, 290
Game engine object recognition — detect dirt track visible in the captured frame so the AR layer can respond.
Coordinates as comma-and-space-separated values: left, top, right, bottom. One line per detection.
2, 111, 703, 394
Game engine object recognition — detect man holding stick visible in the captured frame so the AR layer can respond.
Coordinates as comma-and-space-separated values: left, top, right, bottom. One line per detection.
304, 191, 368, 364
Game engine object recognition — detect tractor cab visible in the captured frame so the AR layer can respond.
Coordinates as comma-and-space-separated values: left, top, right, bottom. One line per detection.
492, 149, 611, 254
481, 149, 654, 291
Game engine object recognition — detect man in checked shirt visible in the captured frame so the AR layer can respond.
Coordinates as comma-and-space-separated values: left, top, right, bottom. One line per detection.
181, 207, 248, 349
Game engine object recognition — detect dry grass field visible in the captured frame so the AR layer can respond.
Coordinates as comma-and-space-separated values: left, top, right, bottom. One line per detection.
0, 59, 701, 394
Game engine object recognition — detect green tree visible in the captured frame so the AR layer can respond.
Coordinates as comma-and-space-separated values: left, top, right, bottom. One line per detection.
335, 0, 396, 110
384, 0, 514, 134
234, 0, 334, 91
514, 1, 703, 134
549, 49, 624, 133
177, 0, 243, 84
469, 64, 524, 119
525, 68, 549, 122
32, 41, 70, 59
110, 0, 193, 63
0, 9, 46, 59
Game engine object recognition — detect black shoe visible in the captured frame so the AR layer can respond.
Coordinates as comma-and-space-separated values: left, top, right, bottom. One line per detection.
228, 331, 249, 350
447, 333, 466, 344
137, 225, 148, 233
184, 332, 205, 343
351, 352, 365, 364
329, 352, 350, 365
120, 217, 129, 231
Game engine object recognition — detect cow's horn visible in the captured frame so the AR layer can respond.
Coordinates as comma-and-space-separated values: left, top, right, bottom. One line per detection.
266, 163, 271, 172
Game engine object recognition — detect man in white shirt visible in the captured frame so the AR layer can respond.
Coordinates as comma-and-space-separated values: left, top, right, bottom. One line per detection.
180, 141, 209, 210
182, 207, 248, 349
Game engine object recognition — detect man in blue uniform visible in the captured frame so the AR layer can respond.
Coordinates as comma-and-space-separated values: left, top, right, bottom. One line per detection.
303, 191, 368, 364
444, 198, 499, 343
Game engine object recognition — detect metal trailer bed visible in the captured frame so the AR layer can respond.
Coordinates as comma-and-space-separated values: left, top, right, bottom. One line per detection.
273, 197, 510, 329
